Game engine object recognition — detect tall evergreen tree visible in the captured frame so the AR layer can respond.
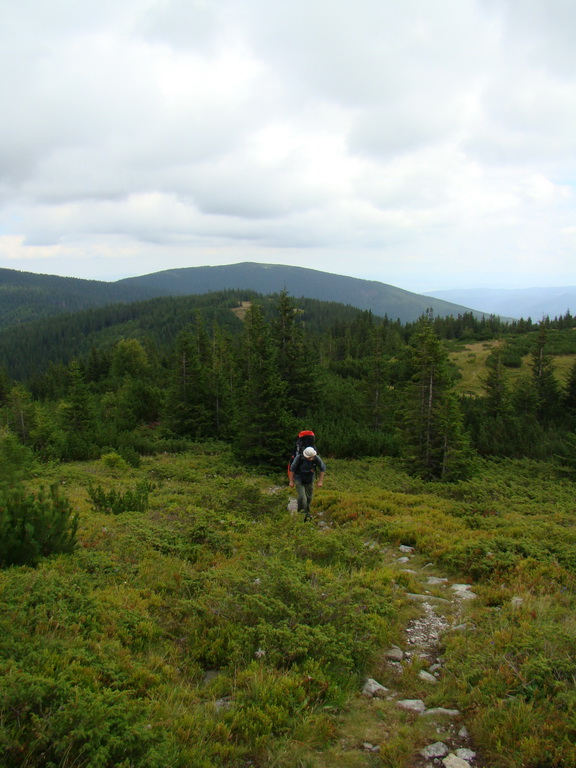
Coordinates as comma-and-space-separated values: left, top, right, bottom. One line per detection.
530, 329, 561, 423
164, 328, 212, 438
233, 303, 292, 466
400, 321, 473, 480
272, 291, 319, 420
563, 358, 576, 425
483, 343, 512, 418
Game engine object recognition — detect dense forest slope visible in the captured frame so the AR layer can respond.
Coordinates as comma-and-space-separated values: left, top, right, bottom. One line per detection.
0, 262, 480, 330
0, 267, 163, 328
118, 262, 480, 322
0, 290, 376, 381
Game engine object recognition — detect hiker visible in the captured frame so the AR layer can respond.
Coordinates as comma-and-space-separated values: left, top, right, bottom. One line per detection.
289, 446, 326, 520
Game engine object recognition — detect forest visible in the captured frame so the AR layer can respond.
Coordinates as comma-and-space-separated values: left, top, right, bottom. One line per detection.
1, 288, 575, 477
1, 291, 576, 767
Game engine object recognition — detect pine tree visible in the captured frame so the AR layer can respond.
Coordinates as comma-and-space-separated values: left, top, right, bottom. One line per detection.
164, 328, 212, 438
233, 303, 293, 466
530, 329, 561, 423
272, 291, 319, 420
400, 321, 473, 480
563, 358, 576, 424
483, 343, 512, 418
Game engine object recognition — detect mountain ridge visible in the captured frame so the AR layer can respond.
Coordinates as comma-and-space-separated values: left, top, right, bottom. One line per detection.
0, 262, 484, 328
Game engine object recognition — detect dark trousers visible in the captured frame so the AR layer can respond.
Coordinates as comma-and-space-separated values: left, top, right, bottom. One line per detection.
295, 479, 314, 517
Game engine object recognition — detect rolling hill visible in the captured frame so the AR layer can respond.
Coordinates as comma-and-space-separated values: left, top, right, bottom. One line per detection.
117, 262, 481, 323
0, 262, 482, 331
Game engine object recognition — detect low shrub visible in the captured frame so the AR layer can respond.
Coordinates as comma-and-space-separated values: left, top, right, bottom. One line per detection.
0, 484, 78, 568
87, 480, 154, 515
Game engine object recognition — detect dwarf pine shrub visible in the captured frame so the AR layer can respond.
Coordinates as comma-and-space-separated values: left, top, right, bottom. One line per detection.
0, 483, 78, 567
87, 480, 153, 515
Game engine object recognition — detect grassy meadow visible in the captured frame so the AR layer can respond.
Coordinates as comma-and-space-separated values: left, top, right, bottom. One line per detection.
1, 445, 575, 767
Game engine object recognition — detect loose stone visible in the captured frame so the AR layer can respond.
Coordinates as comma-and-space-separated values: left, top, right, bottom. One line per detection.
420, 742, 449, 759
456, 747, 476, 761
397, 698, 426, 713
420, 707, 460, 718
384, 646, 404, 662
443, 755, 471, 768
419, 670, 438, 684
362, 678, 389, 698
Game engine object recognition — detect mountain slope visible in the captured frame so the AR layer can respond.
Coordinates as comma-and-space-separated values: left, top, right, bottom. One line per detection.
425, 286, 576, 320
0, 267, 164, 329
117, 262, 480, 323
1, 262, 484, 331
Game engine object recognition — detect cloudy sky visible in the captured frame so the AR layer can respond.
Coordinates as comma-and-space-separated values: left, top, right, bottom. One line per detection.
1, 0, 575, 292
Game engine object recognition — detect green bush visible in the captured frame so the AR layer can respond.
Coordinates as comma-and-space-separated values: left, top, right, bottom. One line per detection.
0, 484, 78, 568
87, 480, 154, 515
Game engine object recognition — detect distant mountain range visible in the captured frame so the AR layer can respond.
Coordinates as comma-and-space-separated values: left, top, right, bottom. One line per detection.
425, 287, 576, 320
0, 262, 482, 329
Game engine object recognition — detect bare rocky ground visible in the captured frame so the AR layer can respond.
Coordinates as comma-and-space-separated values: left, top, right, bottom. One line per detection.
285, 496, 488, 768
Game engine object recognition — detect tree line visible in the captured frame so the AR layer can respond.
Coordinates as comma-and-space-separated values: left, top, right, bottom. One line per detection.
1, 291, 576, 482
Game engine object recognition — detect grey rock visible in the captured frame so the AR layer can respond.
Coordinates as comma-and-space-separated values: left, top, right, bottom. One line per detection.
384, 646, 404, 662
407, 593, 452, 605
362, 678, 389, 698
420, 742, 449, 759
458, 726, 470, 739
397, 556, 410, 563
362, 743, 380, 753
427, 576, 448, 585
443, 755, 471, 768
399, 545, 415, 553
456, 748, 476, 761
451, 584, 478, 600
397, 698, 426, 713
421, 707, 460, 718
419, 670, 438, 684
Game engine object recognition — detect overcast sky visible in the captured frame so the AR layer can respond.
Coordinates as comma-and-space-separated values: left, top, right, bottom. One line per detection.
1, 0, 575, 292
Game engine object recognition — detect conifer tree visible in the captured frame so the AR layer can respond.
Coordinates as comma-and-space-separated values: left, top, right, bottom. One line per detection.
4, 384, 37, 444
530, 329, 561, 423
233, 303, 292, 466
483, 343, 512, 418
164, 328, 212, 438
563, 358, 576, 424
272, 291, 319, 420
400, 320, 473, 480
57, 361, 98, 459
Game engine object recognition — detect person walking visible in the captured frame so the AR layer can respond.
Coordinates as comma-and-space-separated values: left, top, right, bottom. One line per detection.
289, 446, 326, 521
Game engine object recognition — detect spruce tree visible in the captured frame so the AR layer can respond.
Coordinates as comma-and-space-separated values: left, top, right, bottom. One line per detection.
563, 358, 576, 424
483, 343, 512, 418
530, 329, 561, 423
164, 328, 212, 438
233, 303, 293, 467
272, 291, 319, 420
400, 321, 473, 480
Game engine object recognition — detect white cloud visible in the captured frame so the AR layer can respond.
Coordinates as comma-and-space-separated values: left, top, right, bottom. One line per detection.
1, 0, 576, 291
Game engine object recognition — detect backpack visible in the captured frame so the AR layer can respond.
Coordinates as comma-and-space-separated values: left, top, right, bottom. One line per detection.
288, 430, 316, 475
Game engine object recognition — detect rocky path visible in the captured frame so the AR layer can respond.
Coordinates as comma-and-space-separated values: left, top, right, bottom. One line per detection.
286, 497, 487, 767
375, 543, 484, 768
